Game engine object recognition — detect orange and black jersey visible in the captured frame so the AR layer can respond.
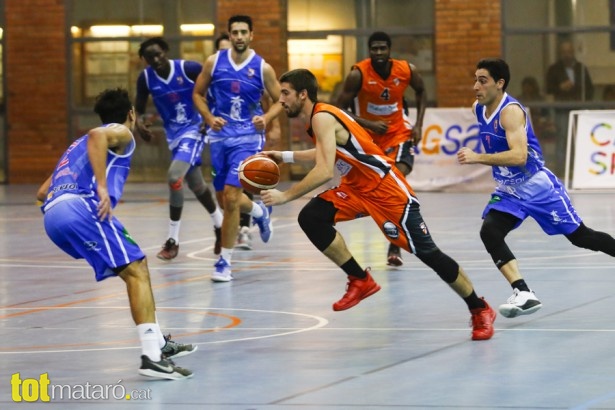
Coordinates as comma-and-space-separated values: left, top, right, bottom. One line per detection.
307, 102, 415, 196
353, 58, 412, 145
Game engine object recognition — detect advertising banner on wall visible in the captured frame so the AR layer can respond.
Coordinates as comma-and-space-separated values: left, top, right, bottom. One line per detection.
407, 108, 494, 192
570, 111, 615, 189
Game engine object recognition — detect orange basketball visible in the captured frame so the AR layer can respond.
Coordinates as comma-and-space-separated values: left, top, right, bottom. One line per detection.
238, 154, 280, 194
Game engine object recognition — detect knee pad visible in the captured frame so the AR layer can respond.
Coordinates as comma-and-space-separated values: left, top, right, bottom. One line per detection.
415, 248, 459, 283
480, 221, 515, 268
298, 198, 337, 252
169, 176, 184, 191
566, 223, 610, 253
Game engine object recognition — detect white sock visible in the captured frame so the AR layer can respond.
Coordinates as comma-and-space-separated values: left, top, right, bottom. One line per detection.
211, 208, 223, 228
221, 247, 233, 263
137, 323, 162, 361
168, 220, 181, 242
250, 202, 263, 218
154, 314, 166, 349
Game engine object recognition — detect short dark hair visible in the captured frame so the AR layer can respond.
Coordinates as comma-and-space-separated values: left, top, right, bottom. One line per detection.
476, 58, 510, 91
279, 69, 318, 102
215, 33, 230, 51
228, 15, 253, 32
368, 31, 391, 48
138, 37, 169, 58
94, 88, 133, 124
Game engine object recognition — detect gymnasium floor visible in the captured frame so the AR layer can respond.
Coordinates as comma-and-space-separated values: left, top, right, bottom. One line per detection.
1, 182, 615, 409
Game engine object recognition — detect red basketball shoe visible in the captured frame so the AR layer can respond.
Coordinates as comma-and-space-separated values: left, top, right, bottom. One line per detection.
333, 269, 381, 311
470, 298, 496, 340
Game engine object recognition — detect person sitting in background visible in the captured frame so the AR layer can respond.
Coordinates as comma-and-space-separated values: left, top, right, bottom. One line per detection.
602, 84, 615, 101
545, 39, 593, 102
518, 76, 557, 143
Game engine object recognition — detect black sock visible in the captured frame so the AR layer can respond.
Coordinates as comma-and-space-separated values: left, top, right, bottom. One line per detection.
511, 279, 530, 292
240, 212, 251, 228
340, 258, 366, 279
464, 291, 486, 310
170, 205, 182, 221
195, 189, 217, 214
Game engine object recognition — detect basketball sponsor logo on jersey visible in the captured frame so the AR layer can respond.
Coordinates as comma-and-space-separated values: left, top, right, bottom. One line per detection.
367, 102, 398, 116
419, 222, 428, 235
383, 221, 399, 239
122, 227, 137, 245
335, 159, 352, 176
84, 241, 101, 251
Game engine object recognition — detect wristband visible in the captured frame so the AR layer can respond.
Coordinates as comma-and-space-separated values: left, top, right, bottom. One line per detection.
282, 151, 294, 163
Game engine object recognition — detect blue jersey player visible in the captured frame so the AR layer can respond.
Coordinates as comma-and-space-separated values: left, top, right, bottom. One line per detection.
135, 37, 223, 261
457, 58, 615, 318
37, 88, 196, 379
193, 15, 283, 282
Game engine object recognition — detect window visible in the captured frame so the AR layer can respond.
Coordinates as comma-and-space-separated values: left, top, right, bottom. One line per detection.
66, 0, 217, 181
286, 0, 435, 178
503, 0, 615, 176
0, 0, 5, 183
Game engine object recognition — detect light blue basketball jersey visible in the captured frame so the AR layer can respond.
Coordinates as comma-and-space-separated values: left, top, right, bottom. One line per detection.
475, 93, 545, 186
41, 126, 145, 281
144, 59, 202, 148
43, 124, 135, 209
207, 49, 266, 138
476, 94, 582, 235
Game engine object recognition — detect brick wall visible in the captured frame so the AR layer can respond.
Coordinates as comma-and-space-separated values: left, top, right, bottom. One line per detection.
435, 0, 501, 107
6, 0, 68, 183
2, 0, 499, 182
216, 0, 288, 80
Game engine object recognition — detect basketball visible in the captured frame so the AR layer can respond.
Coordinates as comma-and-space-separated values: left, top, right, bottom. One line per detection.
238, 154, 280, 194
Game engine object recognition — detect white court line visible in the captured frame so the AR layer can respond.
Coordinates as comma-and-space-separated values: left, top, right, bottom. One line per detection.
2, 261, 614, 271
0, 307, 329, 355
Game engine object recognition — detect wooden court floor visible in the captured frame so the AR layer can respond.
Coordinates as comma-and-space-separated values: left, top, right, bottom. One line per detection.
1, 182, 615, 409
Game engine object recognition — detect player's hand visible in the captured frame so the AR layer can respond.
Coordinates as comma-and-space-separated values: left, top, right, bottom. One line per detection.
457, 147, 478, 165
260, 150, 283, 164
560, 79, 574, 92
135, 121, 155, 142
252, 115, 266, 131
411, 125, 423, 145
96, 186, 112, 221
260, 188, 286, 206
208, 116, 227, 132
368, 120, 389, 135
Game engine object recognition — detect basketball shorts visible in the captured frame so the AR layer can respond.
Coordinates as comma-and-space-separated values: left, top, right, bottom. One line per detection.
43, 196, 145, 281
483, 169, 582, 235
316, 171, 437, 255
209, 133, 266, 191
169, 129, 205, 167
383, 140, 415, 171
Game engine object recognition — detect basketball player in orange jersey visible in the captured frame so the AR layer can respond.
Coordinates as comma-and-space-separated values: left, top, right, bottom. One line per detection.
261, 69, 495, 341
336, 31, 427, 267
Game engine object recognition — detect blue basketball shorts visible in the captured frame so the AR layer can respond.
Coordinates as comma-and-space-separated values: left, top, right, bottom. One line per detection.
208, 133, 265, 192
169, 129, 205, 167
43, 195, 145, 281
483, 169, 583, 235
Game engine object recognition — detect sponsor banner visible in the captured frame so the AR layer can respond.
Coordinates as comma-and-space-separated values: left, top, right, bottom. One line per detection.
571, 111, 615, 189
407, 108, 493, 192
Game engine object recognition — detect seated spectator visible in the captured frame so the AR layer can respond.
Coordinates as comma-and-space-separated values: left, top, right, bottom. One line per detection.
518, 76, 557, 141
603, 84, 615, 101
